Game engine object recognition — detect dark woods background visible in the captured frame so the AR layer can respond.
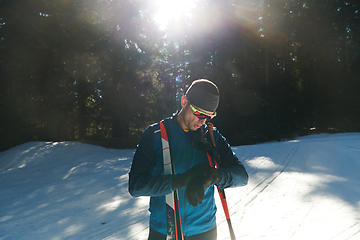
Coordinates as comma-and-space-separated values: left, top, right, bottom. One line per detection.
1, 0, 359, 152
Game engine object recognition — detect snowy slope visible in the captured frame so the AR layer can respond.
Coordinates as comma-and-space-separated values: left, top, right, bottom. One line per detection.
0, 133, 360, 240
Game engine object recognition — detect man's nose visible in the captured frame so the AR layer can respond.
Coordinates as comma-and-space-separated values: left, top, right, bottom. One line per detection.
200, 118, 207, 124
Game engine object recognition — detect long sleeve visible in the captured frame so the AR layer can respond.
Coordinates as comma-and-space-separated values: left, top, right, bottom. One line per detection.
213, 127, 249, 189
128, 125, 173, 197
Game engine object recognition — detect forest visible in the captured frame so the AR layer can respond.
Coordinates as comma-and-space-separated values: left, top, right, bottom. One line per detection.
0, 0, 359, 152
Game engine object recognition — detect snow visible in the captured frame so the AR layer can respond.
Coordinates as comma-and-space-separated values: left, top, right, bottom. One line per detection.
1, 133, 360, 240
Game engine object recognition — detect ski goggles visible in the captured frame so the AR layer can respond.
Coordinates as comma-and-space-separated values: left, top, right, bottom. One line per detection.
190, 104, 217, 121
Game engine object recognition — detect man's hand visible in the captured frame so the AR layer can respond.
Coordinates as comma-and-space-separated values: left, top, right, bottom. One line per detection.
172, 162, 211, 190
185, 166, 222, 207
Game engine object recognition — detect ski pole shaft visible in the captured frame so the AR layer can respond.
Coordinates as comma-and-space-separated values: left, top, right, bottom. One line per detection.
206, 122, 236, 240
206, 152, 236, 240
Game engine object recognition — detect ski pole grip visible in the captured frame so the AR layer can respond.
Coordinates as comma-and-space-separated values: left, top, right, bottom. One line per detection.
207, 122, 216, 146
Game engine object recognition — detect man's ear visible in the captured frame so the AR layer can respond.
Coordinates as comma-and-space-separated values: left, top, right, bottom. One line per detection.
181, 96, 188, 109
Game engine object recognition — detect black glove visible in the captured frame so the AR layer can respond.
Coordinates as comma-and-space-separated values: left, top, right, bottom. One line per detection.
185, 166, 222, 207
172, 162, 211, 190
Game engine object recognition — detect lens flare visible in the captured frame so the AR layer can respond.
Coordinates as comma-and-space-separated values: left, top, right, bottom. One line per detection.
174, 42, 179, 52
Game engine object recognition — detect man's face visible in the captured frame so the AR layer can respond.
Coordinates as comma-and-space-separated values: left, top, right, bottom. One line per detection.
182, 98, 215, 131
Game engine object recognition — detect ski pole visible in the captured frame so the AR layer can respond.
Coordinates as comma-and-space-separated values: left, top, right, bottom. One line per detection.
206, 122, 236, 240
206, 152, 236, 240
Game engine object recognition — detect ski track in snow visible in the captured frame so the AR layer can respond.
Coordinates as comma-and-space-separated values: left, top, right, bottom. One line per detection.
1, 133, 360, 240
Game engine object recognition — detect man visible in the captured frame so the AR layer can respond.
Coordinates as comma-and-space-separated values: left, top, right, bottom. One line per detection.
128, 79, 248, 239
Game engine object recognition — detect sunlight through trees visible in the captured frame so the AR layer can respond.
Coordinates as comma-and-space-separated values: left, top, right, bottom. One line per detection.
0, 0, 359, 151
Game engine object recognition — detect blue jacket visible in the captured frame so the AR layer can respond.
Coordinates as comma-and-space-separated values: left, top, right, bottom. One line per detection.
128, 114, 248, 237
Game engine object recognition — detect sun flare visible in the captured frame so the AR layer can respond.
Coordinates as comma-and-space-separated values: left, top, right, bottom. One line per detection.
154, 0, 197, 30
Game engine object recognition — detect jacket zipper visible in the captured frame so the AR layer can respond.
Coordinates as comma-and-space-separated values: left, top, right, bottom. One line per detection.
182, 132, 190, 236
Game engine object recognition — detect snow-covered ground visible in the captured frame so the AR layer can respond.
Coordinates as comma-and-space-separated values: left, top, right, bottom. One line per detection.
1, 133, 360, 240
